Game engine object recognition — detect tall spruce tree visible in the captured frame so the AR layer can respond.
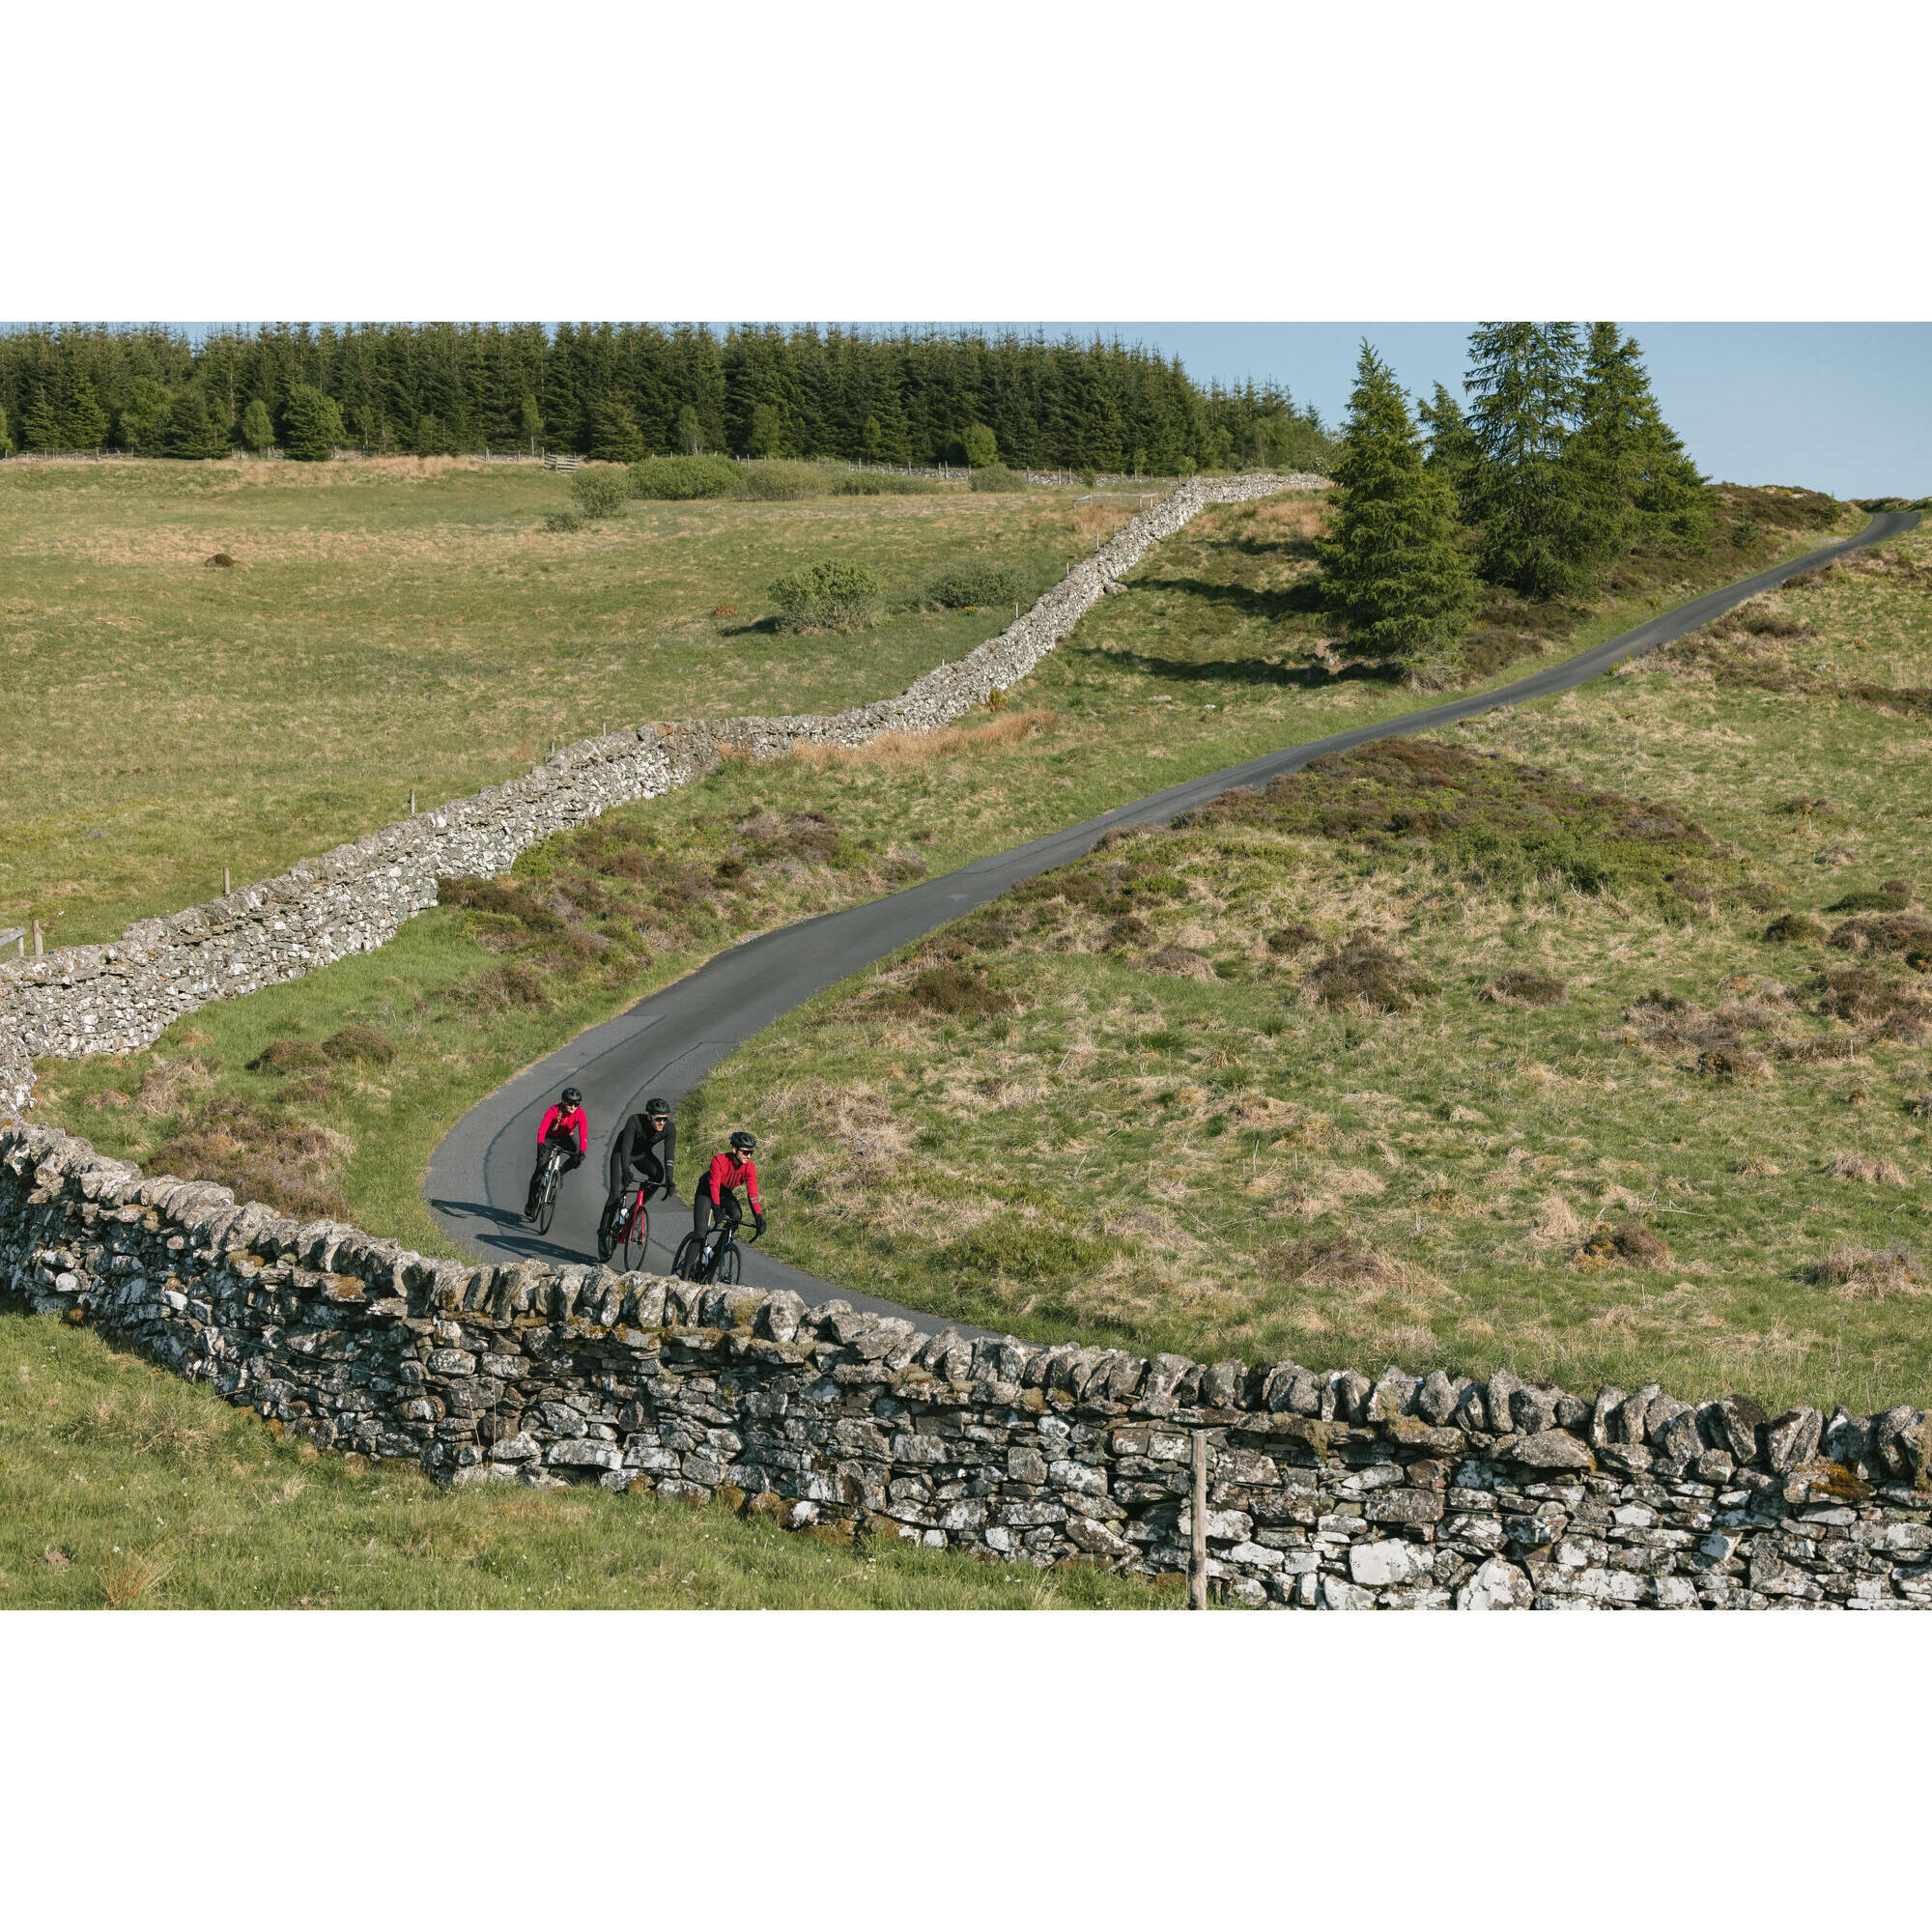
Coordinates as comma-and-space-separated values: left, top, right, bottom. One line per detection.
587, 395, 646, 463
1416, 382, 1480, 506
1568, 323, 1709, 557
51, 355, 109, 449
1315, 343, 1475, 668
162, 385, 229, 459
120, 377, 173, 453
240, 396, 275, 454
280, 384, 345, 461
1462, 322, 1593, 600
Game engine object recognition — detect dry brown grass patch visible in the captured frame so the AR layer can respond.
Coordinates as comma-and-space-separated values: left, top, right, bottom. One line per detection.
1482, 968, 1568, 1008
104, 1546, 176, 1609
1823, 1150, 1911, 1186
792, 706, 1059, 771
1807, 1242, 1924, 1301
1260, 1234, 1444, 1298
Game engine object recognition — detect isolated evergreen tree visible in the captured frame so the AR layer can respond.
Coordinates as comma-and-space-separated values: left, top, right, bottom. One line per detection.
240, 396, 275, 454
162, 385, 229, 459
1568, 323, 1709, 557
1416, 382, 1480, 506
1315, 343, 1476, 668
588, 395, 646, 463
280, 384, 345, 461
1462, 322, 1592, 600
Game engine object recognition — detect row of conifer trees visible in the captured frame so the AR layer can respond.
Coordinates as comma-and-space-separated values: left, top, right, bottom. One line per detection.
1317, 324, 1714, 668
0, 323, 1333, 475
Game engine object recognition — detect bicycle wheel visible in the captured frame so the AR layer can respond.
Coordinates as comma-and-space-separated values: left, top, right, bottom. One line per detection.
718, 1238, 741, 1285
621, 1199, 649, 1273
670, 1232, 702, 1282
535, 1162, 558, 1236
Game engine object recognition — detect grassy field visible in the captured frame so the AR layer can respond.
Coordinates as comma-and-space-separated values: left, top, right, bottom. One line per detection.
685, 518, 1932, 1415
0, 1311, 1179, 1608
37, 485, 1867, 1264
14, 479, 1911, 1609
0, 456, 1103, 945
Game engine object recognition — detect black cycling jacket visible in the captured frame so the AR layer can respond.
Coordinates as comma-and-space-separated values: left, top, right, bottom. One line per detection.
608, 1113, 676, 1197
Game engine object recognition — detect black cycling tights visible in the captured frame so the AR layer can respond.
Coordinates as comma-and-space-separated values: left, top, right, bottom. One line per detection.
693, 1191, 743, 1242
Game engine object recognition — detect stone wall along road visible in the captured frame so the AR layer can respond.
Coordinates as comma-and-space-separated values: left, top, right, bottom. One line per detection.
9, 1120, 1928, 1610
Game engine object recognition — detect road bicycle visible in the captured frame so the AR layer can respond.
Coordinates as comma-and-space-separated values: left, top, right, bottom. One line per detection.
600, 1181, 657, 1271
670, 1216, 761, 1287
531, 1144, 569, 1236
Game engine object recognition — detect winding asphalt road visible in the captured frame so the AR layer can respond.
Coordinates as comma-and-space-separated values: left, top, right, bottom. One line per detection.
427, 510, 1918, 1333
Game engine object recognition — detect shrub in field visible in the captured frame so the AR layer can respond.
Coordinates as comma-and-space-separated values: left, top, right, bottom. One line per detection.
961, 422, 998, 469
923, 558, 1023, 609
571, 469, 630, 521
739, 459, 837, 499
629, 453, 744, 499
1304, 936, 1438, 1013
770, 559, 884, 633
834, 471, 943, 496
280, 384, 345, 462
969, 465, 1026, 493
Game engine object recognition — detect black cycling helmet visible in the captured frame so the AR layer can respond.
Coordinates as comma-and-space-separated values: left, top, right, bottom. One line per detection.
645, 1096, 669, 1118
561, 1087, 583, 1107
728, 1130, 757, 1153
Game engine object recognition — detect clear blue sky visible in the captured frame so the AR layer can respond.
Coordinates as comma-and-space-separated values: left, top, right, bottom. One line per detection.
1030, 324, 1930, 499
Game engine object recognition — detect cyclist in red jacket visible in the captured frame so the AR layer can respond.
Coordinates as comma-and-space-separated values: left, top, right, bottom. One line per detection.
524, 1086, 588, 1220
693, 1130, 766, 1246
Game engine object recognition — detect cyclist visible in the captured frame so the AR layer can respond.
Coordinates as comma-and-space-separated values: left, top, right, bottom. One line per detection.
599, 1095, 677, 1259
693, 1129, 766, 1252
524, 1085, 588, 1221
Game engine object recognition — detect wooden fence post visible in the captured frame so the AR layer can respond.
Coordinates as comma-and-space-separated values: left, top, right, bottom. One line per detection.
1189, 1428, 1208, 1610
222, 867, 231, 896
32, 920, 43, 957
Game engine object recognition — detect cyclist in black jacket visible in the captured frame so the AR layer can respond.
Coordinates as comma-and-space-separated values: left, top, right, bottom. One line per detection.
599, 1096, 676, 1258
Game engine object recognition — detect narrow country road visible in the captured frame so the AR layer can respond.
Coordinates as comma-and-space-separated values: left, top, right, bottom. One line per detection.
426, 510, 1919, 1334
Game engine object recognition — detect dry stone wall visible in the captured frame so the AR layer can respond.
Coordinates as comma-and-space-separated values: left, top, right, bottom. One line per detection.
9, 1119, 1929, 1610
0, 473, 1322, 1117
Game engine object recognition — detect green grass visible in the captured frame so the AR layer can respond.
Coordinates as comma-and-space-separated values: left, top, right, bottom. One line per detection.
0, 456, 1096, 944
682, 520, 1932, 1415
37, 486, 1875, 1265
0, 1310, 1179, 1609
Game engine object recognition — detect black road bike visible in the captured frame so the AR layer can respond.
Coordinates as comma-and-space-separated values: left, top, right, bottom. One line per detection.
670, 1216, 761, 1286
531, 1144, 569, 1236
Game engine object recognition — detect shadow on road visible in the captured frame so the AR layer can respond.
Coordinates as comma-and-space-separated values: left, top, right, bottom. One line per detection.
424, 1198, 590, 1267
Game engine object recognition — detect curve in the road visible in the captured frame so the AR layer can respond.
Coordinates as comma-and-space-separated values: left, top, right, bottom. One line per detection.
428, 510, 1919, 1335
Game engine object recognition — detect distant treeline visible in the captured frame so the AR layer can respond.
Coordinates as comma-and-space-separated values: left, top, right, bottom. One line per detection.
0, 323, 1334, 474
